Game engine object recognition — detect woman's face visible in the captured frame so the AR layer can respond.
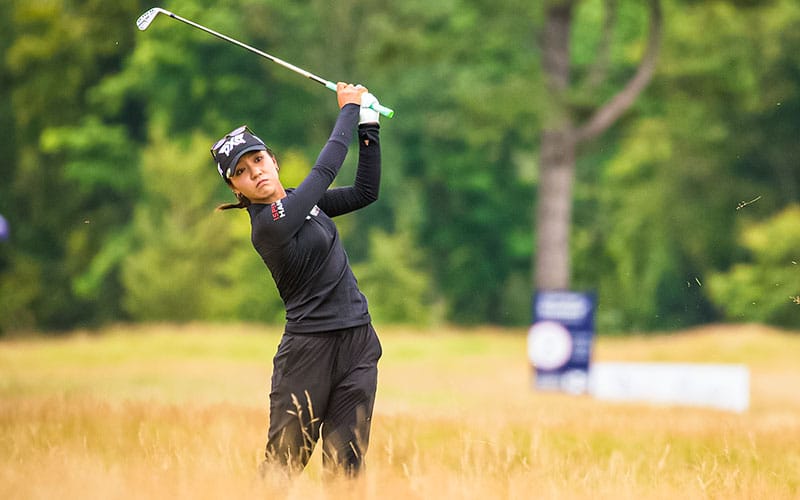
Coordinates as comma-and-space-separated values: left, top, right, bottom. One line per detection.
229, 150, 284, 204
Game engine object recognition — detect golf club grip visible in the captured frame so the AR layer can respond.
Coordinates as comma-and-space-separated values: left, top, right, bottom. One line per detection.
370, 102, 395, 119
323, 81, 394, 118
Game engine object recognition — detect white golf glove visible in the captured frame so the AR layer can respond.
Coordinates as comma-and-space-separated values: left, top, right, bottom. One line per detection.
359, 92, 380, 125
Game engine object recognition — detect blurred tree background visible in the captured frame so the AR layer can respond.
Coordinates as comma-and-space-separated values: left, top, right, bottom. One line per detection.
0, 0, 797, 334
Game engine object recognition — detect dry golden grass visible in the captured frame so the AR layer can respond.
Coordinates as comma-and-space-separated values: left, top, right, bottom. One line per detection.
1, 323, 799, 499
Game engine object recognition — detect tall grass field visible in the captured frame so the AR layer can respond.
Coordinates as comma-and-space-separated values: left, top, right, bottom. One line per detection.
1, 323, 798, 499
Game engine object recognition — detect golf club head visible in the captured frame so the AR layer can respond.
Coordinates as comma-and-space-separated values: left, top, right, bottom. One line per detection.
136, 8, 169, 31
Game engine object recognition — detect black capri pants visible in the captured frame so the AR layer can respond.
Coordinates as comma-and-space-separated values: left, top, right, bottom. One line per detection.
264, 323, 381, 475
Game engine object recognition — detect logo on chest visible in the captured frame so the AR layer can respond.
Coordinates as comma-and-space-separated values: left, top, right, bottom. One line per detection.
306, 205, 320, 220
271, 200, 286, 221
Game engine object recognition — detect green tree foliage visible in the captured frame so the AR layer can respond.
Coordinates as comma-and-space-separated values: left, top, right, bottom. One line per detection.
1, 0, 799, 333
572, 0, 800, 331
708, 205, 800, 327
38, 118, 141, 321
0, 0, 145, 330
352, 229, 439, 326
0, 253, 41, 333
359, 0, 542, 323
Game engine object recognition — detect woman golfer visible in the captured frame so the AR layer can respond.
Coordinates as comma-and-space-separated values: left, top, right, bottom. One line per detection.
211, 83, 382, 476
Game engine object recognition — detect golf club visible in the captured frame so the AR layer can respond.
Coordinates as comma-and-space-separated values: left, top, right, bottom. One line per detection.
136, 7, 394, 118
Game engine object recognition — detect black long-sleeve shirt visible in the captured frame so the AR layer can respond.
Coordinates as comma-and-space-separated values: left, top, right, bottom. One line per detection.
246, 104, 380, 333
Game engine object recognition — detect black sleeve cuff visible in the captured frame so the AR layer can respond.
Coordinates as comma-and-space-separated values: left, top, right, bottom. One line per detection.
358, 123, 380, 146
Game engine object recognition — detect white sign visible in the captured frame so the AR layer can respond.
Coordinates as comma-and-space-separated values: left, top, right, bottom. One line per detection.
588, 362, 750, 413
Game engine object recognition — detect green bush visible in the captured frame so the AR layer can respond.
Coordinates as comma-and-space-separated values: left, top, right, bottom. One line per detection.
0, 253, 42, 333
352, 228, 439, 326
708, 205, 800, 327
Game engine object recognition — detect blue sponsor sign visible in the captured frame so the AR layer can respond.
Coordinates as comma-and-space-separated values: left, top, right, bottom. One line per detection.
528, 290, 595, 394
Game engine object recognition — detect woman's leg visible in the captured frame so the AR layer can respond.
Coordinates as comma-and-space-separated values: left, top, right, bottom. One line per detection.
264, 333, 336, 473
321, 324, 382, 475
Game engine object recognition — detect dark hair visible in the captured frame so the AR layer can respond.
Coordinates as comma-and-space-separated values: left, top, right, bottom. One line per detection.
216, 189, 251, 211
214, 149, 278, 212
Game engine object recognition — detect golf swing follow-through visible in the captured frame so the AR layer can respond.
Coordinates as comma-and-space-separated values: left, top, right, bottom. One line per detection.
136, 8, 387, 477
136, 7, 394, 118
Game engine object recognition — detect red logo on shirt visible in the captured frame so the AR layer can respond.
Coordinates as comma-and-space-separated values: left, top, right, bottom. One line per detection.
271, 200, 286, 221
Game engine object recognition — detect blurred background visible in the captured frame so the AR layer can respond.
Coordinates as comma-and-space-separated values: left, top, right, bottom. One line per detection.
0, 0, 798, 335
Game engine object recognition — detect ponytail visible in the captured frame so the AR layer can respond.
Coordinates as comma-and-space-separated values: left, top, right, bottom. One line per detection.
215, 190, 251, 212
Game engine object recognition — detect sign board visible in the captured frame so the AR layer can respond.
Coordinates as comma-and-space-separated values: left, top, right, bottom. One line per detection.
588, 362, 750, 413
528, 291, 595, 394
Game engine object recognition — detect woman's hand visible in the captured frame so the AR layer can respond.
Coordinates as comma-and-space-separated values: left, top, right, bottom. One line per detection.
337, 82, 368, 109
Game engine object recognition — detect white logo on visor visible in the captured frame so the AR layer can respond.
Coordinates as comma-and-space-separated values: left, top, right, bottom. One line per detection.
218, 133, 246, 157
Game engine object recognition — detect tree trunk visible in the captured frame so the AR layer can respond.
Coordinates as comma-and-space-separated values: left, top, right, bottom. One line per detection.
533, 0, 662, 292
534, 2, 576, 290
535, 129, 577, 289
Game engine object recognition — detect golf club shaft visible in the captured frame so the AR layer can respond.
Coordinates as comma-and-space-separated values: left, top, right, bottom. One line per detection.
139, 8, 394, 118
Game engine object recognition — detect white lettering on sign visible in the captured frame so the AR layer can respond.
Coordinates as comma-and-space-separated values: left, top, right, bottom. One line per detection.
536, 292, 591, 321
